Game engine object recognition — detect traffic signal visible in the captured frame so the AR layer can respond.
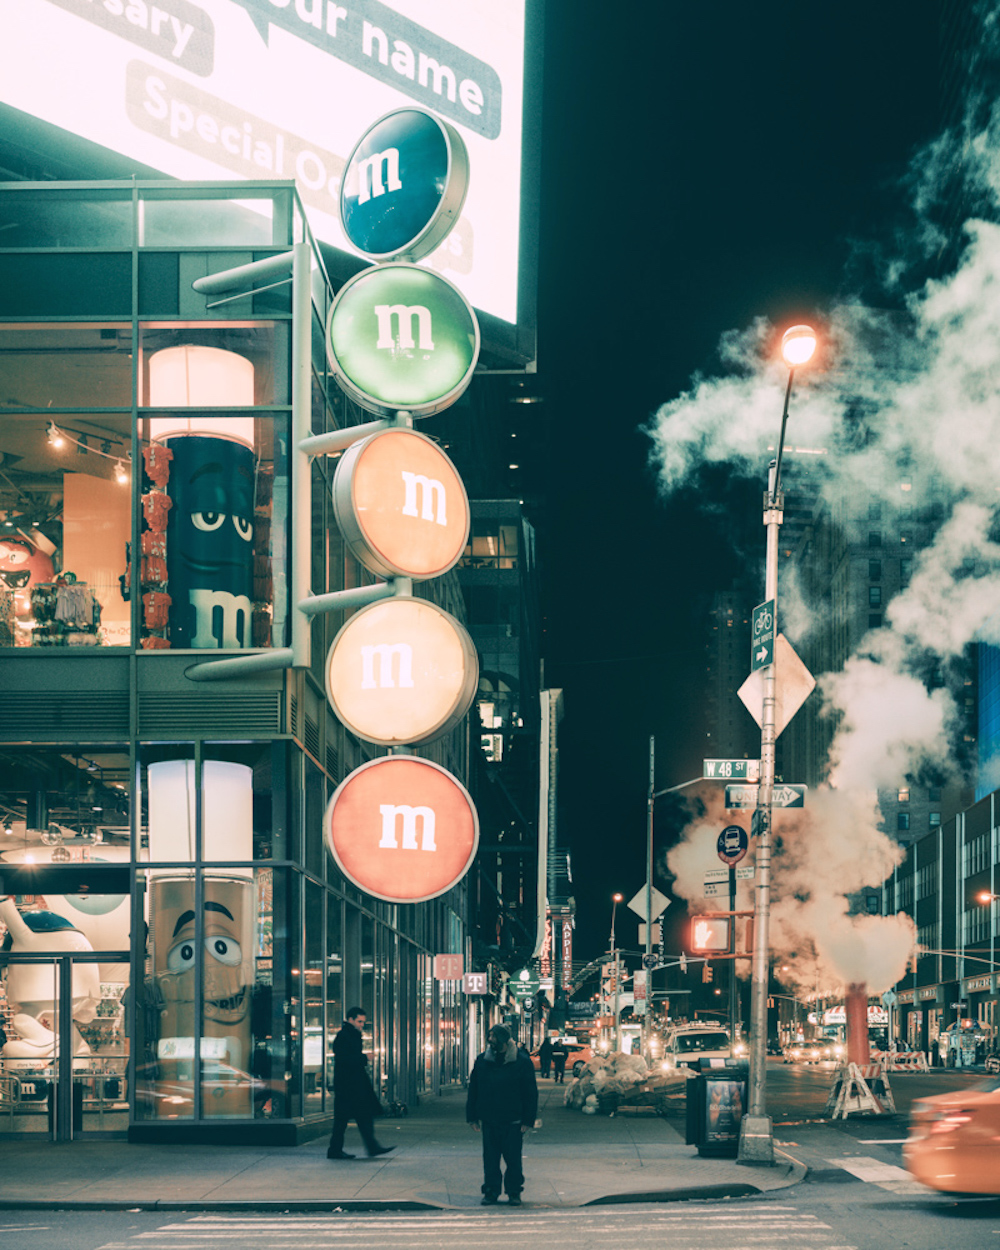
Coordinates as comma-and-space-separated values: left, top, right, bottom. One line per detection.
702, 963, 713, 983
689, 915, 731, 954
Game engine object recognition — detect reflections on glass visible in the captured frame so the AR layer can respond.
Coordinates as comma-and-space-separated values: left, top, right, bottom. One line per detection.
137, 866, 282, 1120
0, 746, 131, 869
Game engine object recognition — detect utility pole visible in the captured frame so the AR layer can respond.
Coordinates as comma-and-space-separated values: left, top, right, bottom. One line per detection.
739, 323, 816, 1165
644, 735, 655, 1057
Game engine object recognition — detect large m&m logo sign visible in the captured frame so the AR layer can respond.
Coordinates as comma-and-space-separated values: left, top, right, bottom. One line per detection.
325, 110, 482, 904
327, 264, 479, 418
332, 427, 469, 580
326, 598, 477, 747
340, 108, 470, 262
325, 756, 479, 904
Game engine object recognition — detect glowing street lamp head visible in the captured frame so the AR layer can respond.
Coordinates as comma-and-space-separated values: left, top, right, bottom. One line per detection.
781, 324, 817, 368
613, 892, 623, 903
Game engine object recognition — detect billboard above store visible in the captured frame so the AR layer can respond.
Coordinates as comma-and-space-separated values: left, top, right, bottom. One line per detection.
0, 0, 535, 350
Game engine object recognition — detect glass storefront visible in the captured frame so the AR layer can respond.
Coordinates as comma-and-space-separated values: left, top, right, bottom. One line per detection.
0, 180, 473, 1143
0, 738, 467, 1139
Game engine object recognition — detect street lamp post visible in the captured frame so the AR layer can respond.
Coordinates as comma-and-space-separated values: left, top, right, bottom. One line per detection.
610, 892, 623, 1052
739, 324, 817, 1167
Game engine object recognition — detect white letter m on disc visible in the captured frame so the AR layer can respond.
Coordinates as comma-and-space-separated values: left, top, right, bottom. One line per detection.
378, 804, 437, 851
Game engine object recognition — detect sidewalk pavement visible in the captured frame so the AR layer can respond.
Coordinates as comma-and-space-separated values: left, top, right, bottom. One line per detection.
0, 1080, 805, 1211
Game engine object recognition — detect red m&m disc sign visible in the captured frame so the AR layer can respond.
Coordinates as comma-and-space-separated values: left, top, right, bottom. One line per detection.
325, 755, 478, 903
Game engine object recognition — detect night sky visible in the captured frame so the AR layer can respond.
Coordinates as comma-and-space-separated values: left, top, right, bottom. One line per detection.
536, 2, 945, 961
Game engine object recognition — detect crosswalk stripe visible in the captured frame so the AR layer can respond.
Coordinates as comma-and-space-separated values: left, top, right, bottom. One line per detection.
96, 1207, 845, 1250
826, 1155, 925, 1193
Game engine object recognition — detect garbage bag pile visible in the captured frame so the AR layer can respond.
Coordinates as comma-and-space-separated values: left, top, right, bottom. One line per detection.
564, 1051, 649, 1110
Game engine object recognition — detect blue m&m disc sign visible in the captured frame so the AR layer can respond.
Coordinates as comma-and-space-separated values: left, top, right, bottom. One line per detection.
341, 108, 470, 263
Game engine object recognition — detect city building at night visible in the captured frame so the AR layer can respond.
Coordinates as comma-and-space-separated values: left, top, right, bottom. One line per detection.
0, 1, 547, 1144
0, 179, 483, 1143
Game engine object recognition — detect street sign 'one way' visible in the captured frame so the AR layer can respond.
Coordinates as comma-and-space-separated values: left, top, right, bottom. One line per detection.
725, 784, 807, 810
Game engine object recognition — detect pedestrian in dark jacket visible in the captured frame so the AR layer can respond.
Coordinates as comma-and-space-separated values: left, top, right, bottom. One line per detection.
551, 1038, 567, 1083
538, 1035, 553, 1078
467, 1023, 538, 1205
327, 1007, 394, 1160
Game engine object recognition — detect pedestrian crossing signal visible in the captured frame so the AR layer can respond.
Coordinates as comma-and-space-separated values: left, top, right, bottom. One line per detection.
689, 915, 730, 954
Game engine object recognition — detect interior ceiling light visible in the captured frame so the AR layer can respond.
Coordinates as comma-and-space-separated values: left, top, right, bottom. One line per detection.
115, 460, 129, 484
47, 422, 65, 448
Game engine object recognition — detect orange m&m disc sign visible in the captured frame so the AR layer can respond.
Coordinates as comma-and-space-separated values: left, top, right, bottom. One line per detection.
332, 427, 470, 580
325, 756, 479, 903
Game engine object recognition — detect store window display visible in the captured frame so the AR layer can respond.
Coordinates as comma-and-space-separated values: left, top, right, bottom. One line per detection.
0, 897, 100, 1067
0, 325, 133, 647
0, 744, 132, 1132
135, 751, 284, 1119
0, 417, 132, 647
138, 326, 289, 652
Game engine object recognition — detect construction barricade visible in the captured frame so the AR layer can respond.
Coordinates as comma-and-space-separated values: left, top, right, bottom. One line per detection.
825, 1061, 896, 1119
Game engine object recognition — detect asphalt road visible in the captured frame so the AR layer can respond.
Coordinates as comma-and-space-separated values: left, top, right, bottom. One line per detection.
4, 1063, 996, 1250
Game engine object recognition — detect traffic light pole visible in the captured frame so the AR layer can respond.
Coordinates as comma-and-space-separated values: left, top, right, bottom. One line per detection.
729, 865, 739, 1047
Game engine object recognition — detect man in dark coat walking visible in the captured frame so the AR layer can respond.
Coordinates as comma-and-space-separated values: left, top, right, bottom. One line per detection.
327, 1006, 394, 1160
466, 1024, 538, 1205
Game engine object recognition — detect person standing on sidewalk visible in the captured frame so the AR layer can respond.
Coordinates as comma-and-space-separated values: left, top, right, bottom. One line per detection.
467, 1024, 538, 1206
551, 1038, 567, 1083
327, 1007, 394, 1160
538, 1034, 553, 1079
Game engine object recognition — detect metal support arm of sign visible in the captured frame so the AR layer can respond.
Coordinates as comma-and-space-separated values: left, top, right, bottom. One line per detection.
298, 576, 412, 617
299, 417, 399, 456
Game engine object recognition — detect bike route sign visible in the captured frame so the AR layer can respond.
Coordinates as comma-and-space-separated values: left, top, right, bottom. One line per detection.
751, 599, 775, 672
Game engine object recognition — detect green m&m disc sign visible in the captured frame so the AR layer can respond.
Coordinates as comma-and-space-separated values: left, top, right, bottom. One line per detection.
327, 263, 480, 418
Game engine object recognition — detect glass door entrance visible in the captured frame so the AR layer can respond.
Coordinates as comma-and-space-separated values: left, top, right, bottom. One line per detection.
0, 873, 131, 1140
0, 953, 130, 1139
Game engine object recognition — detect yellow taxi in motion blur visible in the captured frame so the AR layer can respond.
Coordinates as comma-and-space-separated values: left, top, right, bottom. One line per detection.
905, 1075, 1000, 1194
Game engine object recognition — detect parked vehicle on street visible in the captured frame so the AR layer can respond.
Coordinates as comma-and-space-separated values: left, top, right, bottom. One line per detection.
530, 1037, 595, 1077
905, 1075, 1000, 1194
659, 1025, 732, 1071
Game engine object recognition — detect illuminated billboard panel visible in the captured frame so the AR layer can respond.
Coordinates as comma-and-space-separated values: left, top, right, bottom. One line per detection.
0, 0, 528, 328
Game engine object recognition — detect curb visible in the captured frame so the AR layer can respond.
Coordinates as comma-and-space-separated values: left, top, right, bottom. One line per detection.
0, 1200, 441, 1212
0, 1159, 808, 1213
586, 1184, 762, 1204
